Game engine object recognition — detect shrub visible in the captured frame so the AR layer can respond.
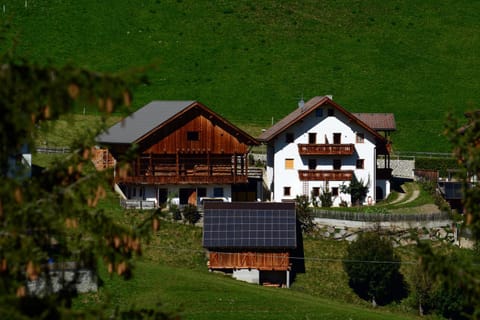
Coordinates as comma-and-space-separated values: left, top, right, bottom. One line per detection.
170, 204, 182, 221
319, 188, 333, 208
182, 204, 201, 225
343, 232, 408, 306
341, 175, 369, 206
295, 195, 315, 233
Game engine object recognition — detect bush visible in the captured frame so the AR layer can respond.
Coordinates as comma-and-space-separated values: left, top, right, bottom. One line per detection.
319, 188, 333, 208
182, 204, 201, 225
343, 232, 408, 306
170, 204, 182, 221
295, 195, 315, 233
433, 285, 472, 319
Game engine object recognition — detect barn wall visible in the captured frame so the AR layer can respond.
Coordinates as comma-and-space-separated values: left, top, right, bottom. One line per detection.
208, 252, 290, 271
143, 112, 248, 154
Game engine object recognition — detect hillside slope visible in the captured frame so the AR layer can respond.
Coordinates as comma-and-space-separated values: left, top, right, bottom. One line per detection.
6, 0, 480, 151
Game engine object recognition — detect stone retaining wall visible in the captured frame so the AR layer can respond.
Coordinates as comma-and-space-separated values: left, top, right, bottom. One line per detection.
314, 218, 458, 246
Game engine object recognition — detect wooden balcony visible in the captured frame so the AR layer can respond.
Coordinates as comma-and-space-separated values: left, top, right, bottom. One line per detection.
376, 168, 393, 180
117, 174, 248, 185
298, 170, 354, 181
298, 144, 355, 156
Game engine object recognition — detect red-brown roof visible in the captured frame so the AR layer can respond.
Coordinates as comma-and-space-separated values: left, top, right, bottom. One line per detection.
258, 96, 388, 143
352, 113, 396, 131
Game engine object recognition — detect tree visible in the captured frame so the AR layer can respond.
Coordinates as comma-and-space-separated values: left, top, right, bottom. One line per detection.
341, 175, 369, 206
415, 110, 480, 318
343, 232, 408, 306
319, 188, 333, 208
295, 195, 315, 233
0, 38, 169, 318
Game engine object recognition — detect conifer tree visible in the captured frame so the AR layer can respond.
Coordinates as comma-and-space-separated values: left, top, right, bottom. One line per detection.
0, 34, 167, 318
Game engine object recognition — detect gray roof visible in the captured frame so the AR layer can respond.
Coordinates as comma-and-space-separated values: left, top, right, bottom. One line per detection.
96, 101, 195, 144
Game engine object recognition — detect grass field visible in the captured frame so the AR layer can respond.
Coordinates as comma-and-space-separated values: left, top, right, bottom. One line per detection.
32, 155, 437, 319
72, 215, 421, 320
5, 0, 480, 152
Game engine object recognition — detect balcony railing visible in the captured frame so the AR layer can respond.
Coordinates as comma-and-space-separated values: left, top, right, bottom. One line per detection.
298, 144, 355, 156
117, 174, 248, 185
298, 170, 354, 181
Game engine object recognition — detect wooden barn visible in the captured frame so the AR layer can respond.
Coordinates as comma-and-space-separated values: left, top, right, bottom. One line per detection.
95, 101, 259, 207
203, 202, 297, 287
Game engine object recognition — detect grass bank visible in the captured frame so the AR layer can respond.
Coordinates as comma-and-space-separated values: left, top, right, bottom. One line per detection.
7, 0, 480, 152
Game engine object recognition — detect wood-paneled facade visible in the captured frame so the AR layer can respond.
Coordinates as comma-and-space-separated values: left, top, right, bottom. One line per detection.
96, 101, 259, 206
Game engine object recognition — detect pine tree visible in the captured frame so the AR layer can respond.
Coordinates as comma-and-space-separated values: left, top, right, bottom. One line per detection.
0, 36, 168, 318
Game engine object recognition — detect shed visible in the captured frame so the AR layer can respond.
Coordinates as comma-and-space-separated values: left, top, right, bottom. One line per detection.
203, 202, 296, 287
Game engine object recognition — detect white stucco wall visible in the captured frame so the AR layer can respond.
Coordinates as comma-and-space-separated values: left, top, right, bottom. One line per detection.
127, 184, 232, 205
232, 269, 260, 284
267, 108, 383, 206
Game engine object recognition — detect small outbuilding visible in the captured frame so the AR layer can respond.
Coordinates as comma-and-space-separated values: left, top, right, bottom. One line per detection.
203, 202, 297, 287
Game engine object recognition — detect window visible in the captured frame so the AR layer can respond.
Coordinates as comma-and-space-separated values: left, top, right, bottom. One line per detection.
283, 187, 291, 196
285, 158, 294, 169
312, 187, 320, 197
213, 187, 224, 197
333, 159, 341, 170
315, 108, 323, 117
308, 159, 317, 170
333, 133, 341, 144
356, 159, 364, 169
328, 108, 334, 116
332, 187, 339, 196
285, 132, 294, 143
187, 131, 199, 141
356, 132, 364, 143
308, 133, 317, 144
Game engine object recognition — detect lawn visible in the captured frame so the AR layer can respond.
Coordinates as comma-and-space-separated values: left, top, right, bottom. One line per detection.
32, 153, 432, 319
6, 0, 480, 152
72, 216, 420, 320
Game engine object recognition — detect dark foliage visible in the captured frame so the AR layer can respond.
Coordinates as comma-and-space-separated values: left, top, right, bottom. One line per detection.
0, 30, 175, 318
319, 188, 333, 208
295, 195, 315, 233
341, 175, 369, 206
433, 284, 473, 320
182, 204, 201, 225
343, 232, 408, 305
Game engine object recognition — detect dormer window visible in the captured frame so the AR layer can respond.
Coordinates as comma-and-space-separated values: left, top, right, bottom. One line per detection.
187, 131, 199, 141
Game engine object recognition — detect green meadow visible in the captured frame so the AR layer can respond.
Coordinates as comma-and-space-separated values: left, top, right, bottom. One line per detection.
5, 0, 480, 152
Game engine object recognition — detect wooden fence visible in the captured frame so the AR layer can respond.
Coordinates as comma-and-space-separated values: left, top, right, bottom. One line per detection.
312, 209, 450, 222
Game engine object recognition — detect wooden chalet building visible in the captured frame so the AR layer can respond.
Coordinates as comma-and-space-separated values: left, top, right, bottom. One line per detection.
203, 202, 297, 287
95, 101, 259, 206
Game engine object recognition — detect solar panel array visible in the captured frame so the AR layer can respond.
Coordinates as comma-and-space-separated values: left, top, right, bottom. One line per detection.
203, 203, 296, 249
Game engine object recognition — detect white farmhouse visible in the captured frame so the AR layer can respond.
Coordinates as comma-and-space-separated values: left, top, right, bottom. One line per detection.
258, 96, 395, 206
